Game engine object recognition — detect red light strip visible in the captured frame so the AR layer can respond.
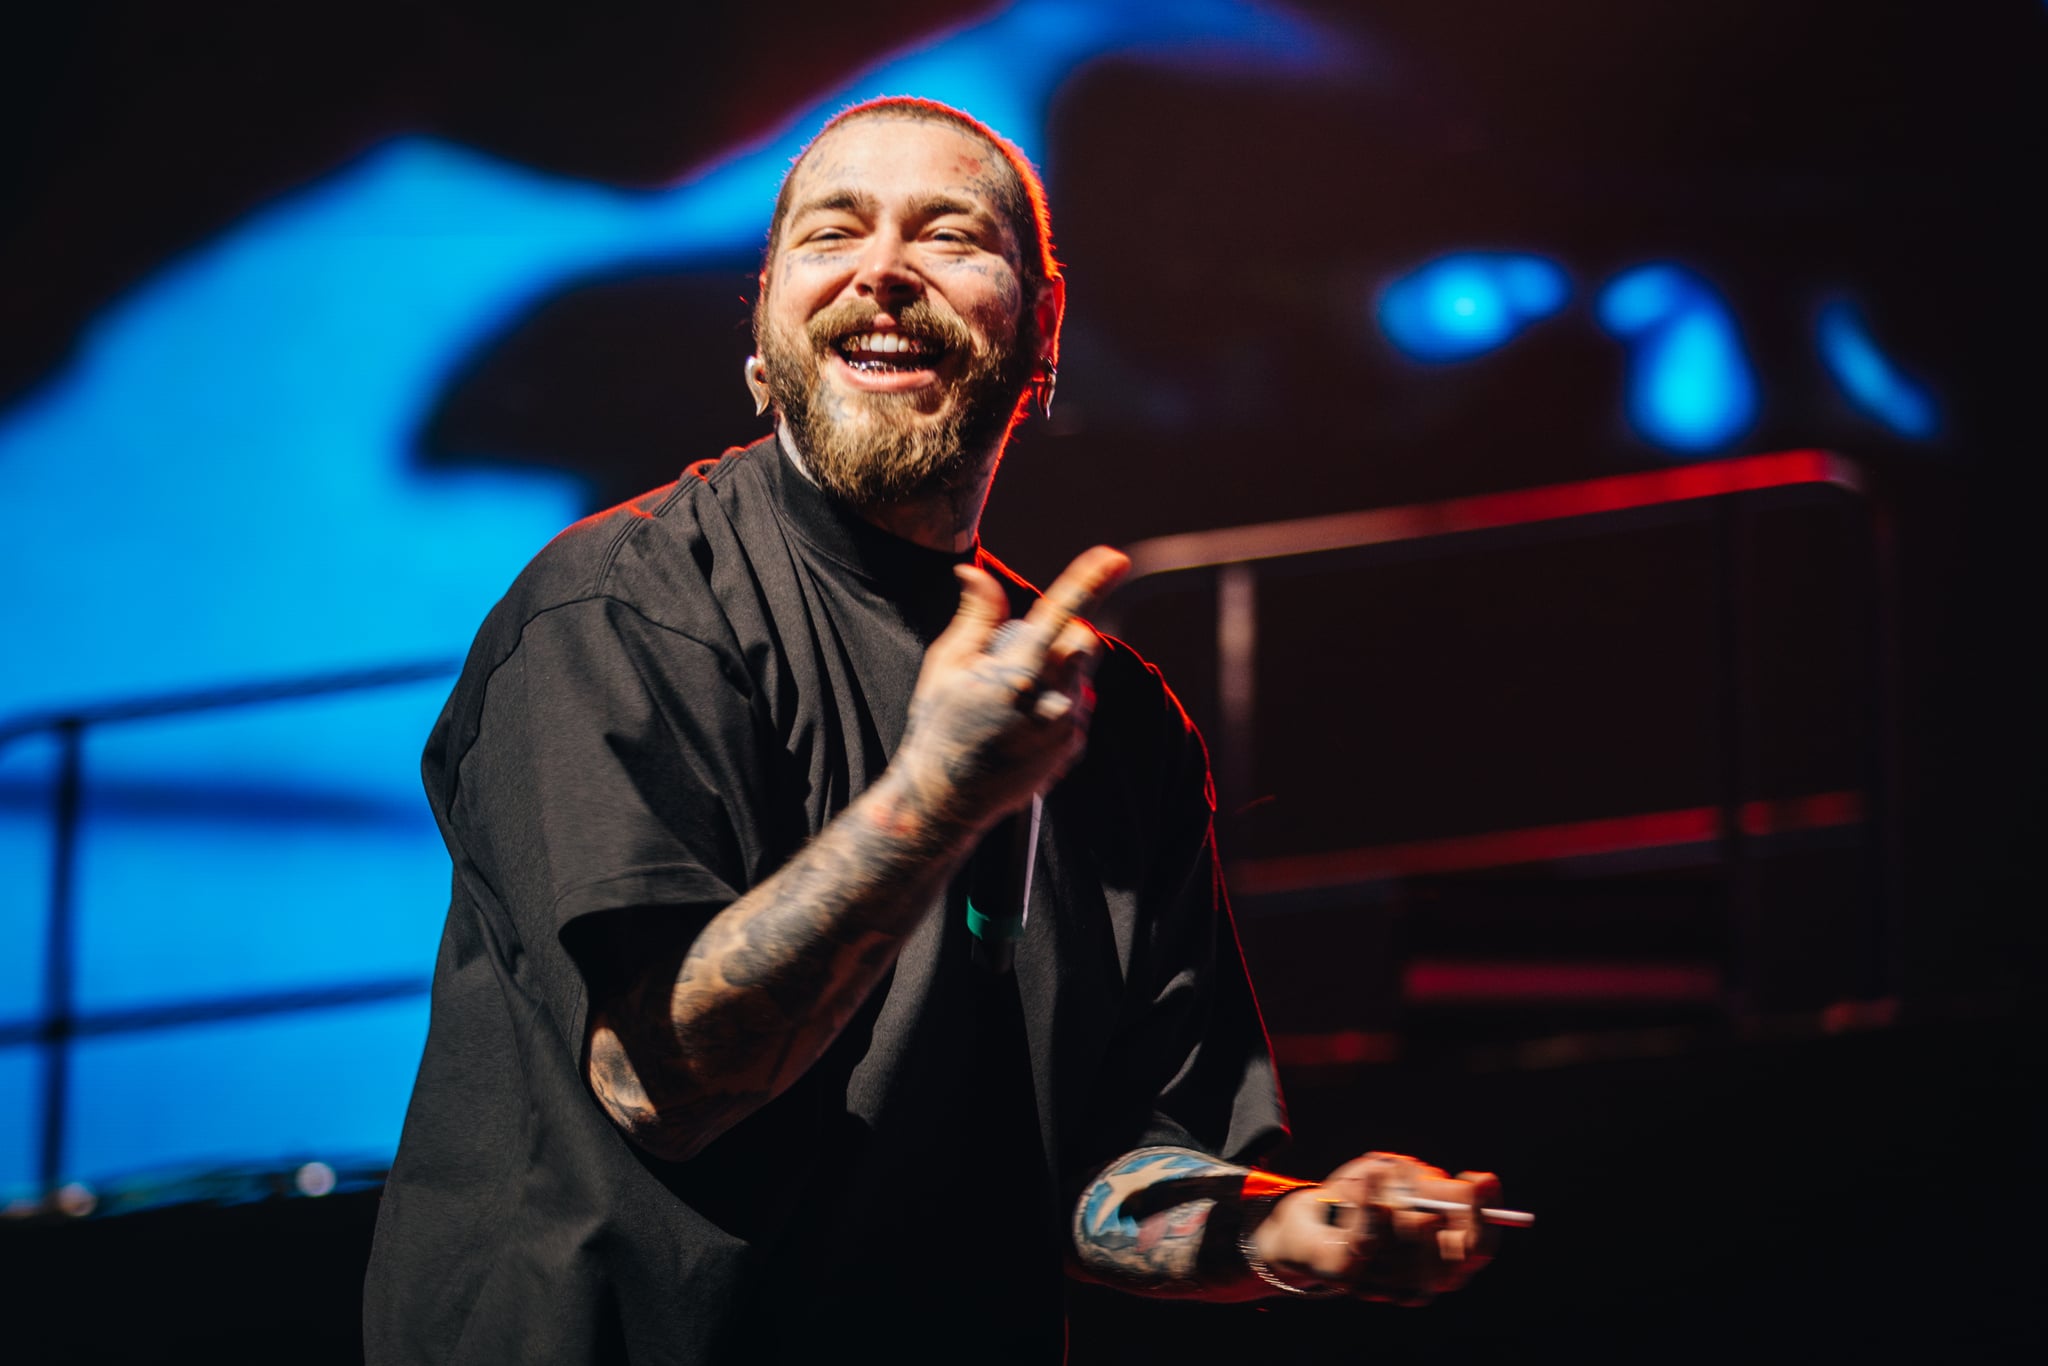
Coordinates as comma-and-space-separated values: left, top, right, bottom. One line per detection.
1737, 789, 1864, 837
1124, 450, 1861, 579
1231, 790, 1864, 896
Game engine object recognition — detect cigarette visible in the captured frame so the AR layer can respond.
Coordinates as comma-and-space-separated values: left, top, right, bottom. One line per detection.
1397, 1195, 1536, 1227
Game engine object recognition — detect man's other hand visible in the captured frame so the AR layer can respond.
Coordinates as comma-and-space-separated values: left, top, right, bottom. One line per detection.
895, 545, 1129, 832
1254, 1153, 1501, 1304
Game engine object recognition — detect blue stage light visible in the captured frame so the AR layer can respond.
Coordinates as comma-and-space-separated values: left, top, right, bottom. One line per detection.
1377, 252, 1571, 362
1816, 298, 1938, 439
1596, 263, 1757, 454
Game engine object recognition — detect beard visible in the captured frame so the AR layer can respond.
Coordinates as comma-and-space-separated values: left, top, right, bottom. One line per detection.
760, 295, 1038, 509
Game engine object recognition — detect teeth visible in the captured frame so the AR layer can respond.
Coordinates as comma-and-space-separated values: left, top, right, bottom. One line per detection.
841, 332, 929, 356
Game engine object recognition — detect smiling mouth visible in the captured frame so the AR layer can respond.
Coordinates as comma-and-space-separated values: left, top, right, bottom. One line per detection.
835, 331, 944, 374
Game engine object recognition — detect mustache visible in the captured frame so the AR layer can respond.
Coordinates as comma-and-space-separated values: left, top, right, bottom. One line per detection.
804, 296, 975, 356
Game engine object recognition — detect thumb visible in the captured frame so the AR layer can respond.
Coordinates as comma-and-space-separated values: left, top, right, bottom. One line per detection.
933, 563, 1010, 663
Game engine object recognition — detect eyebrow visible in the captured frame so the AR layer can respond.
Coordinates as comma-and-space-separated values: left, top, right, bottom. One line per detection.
787, 189, 1004, 237
904, 193, 991, 225
787, 188, 879, 223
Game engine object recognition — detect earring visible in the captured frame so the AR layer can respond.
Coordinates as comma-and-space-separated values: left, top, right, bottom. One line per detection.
1035, 361, 1058, 421
744, 355, 770, 418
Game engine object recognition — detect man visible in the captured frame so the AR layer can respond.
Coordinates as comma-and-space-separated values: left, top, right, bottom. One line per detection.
365, 97, 1500, 1364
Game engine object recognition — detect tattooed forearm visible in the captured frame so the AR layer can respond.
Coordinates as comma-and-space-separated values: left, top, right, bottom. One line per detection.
585, 764, 983, 1161
1071, 1147, 1307, 1300
587, 546, 1123, 1163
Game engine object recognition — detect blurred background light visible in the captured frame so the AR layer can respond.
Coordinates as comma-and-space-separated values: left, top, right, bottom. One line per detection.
1596, 263, 1758, 454
1376, 252, 1572, 362
294, 1161, 338, 1198
1816, 298, 1939, 439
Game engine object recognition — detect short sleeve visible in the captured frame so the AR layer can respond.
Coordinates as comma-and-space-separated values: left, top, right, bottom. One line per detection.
446, 596, 770, 1037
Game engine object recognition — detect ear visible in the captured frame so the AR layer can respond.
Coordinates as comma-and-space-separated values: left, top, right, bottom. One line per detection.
751, 268, 772, 346
1034, 274, 1066, 367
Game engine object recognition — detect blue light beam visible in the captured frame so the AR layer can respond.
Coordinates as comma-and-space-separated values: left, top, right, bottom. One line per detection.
1816, 298, 1938, 439
1376, 252, 1571, 362
1596, 263, 1757, 455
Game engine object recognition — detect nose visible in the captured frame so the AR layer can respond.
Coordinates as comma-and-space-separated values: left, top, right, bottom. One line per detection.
850, 230, 922, 304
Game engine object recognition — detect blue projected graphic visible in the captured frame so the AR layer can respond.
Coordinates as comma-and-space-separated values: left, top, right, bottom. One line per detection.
1377, 253, 1571, 361
0, 0, 1348, 1200
1817, 298, 1938, 439
1376, 251, 1942, 456
0, 0, 1349, 727
1596, 263, 1758, 454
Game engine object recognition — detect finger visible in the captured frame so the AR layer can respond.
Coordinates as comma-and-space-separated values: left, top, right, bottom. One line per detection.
1391, 1207, 1443, 1242
1320, 1171, 1374, 1223
1454, 1171, 1500, 1273
1034, 670, 1099, 732
1455, 1171, 1502, 1206
1025, 647, 1080, 719
1318, 1155, 1380, 1189
933, 564, 1012, 665
1357, 1155, 1408, 1211
1437, 1226, 1467, 1264
1007, 546, 1129, 664
1044, 617, 1104, 674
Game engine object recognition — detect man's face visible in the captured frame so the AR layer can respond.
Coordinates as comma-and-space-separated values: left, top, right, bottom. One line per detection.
757, 117, 1057, 507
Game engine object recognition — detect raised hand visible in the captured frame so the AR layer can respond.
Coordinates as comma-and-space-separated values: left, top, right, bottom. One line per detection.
894, 545, 1130, 833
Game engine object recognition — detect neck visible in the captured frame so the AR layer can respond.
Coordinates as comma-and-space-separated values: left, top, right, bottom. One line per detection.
777, 417, 999, 554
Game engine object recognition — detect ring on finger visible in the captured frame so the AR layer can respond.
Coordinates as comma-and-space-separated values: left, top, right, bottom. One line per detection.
1032, 689, 1074, 722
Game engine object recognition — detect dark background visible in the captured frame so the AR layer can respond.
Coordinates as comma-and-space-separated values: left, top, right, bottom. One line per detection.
2, 1, 2038, 1360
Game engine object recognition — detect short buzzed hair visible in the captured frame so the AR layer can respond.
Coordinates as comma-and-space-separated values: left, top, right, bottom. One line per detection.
755, 97, 1059, 332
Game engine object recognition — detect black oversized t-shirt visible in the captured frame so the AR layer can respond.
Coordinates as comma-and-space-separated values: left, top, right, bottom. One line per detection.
363, 438, 1286, 1364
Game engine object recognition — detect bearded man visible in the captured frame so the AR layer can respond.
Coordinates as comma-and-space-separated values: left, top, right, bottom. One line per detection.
364, 98, 1502, 1365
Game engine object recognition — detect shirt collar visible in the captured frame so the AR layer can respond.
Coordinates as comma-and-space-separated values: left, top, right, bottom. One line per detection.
763, 430, 980, 599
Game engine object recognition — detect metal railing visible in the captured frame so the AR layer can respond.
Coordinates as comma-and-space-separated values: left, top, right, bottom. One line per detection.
1102, 449, 1901, 1022
0, 659, 460, 1201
